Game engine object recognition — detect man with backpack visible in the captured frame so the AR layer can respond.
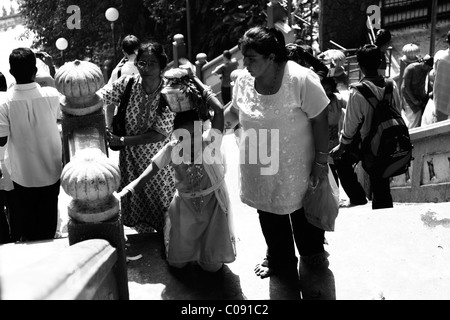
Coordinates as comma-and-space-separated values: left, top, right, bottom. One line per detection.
331, 44, 407, 210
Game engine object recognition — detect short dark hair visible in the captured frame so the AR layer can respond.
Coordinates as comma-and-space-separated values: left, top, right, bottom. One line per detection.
239, 26, 288, 62
223, 50, 232, 60
375, 29, 391, 47
321, 76, 337, 92
357, 44, 381, 71
173, 110, 200, 130
121, 35, 140, 55
9, 47, 37, 83
420, 55, 434, 68
136, 41, 168, 70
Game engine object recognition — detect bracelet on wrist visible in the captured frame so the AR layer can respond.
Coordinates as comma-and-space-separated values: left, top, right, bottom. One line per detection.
316, 151, 329, 156
123, 186, 135, 195
314, 161, 328, 168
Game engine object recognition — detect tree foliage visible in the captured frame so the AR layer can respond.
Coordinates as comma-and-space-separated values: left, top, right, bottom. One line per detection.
18, 0, 268, 68
144, 0, 267, 60
18, 0, 123, 67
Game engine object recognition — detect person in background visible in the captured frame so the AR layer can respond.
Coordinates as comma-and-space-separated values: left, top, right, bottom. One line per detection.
0, 72, 6, 91
431, 30, 450, 122
320, 76, 346, 186
398, 43, 421, 91
224, 26, 330, 280
0, 48, 62, 241
286, 43, 345, 186
286, 42, 329, 80
374, 29, 392, 77
35, 51, 56, 88
102, 41, 176, 235
401, 55, 433, 128
108, 35, 140, 85
212, 50, 239, 105
0, 77, 19, 244
7, 51, 56, 89
0, 143, 20, 243
331, 44, 401, 210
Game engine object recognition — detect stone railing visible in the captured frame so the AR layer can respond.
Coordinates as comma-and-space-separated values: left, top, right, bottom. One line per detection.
0, 60, 129, 300
390, 119, 450, 203
357, 119, 450, 203
0, 239, 119, 300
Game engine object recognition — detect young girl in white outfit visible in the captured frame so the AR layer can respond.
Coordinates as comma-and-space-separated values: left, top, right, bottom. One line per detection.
116, 92, 235, 272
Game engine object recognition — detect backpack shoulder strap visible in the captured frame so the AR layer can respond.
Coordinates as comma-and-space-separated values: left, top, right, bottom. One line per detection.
353, 82, 378, 109
118, 76, 135, 112
383, 78, 394, 102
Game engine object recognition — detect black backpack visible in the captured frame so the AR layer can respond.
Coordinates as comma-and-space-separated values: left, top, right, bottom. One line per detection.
353, 79, 414, 179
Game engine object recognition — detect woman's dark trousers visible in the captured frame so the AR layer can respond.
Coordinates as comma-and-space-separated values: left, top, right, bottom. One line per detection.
257, 208, 325, 269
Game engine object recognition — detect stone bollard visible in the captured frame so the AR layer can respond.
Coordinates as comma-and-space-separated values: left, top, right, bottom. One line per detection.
172, 34, 186, 68
55, 60, 108, 164
195, 53, 208, 81
267, 0, 286, 28
55, 60, 129, 300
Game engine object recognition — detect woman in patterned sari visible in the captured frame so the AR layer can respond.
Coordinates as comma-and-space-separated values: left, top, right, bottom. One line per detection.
103, 41, 175, 234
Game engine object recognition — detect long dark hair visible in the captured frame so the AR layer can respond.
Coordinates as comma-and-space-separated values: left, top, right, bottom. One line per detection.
238, 26, 288, 62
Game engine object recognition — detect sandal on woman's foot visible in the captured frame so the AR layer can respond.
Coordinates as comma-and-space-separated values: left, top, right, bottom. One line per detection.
254, 259, 275, 279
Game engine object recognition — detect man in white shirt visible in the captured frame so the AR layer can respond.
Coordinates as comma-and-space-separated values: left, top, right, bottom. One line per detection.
431, 30, 450, 121
107, 35, 140, 85
0, 47, 62, 241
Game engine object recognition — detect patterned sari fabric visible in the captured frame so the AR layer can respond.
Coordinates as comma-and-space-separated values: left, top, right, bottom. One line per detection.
103, 74, 176, 233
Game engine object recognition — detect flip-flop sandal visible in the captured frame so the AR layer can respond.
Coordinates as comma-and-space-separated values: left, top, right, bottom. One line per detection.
254, 259, 275, 279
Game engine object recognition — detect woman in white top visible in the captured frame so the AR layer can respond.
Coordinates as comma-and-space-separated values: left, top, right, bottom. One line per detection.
224, 26, 330, 279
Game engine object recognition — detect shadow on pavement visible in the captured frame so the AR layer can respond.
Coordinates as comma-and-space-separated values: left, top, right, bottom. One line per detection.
126, 232, 336, 300
298, 260, 336, 300
125, 232, 246, 300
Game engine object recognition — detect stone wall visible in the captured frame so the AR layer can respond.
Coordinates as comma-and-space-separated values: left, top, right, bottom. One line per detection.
356, 119, 450, 203
319, 0, 379, 51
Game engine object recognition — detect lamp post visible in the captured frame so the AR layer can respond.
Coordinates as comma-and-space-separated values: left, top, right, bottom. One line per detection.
186, 0, 192, 62
56, 37, 68, 64
105, 7, 119, 66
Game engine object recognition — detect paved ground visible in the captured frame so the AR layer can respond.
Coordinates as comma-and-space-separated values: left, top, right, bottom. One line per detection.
1, 134, 449, 301
117, 135, 450, 301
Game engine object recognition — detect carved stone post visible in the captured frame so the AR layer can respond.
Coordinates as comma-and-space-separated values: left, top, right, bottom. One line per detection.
267, 0, 287, 28
195, 53, 208, 81
172, 34, 186, 68
55, 60, 129, 300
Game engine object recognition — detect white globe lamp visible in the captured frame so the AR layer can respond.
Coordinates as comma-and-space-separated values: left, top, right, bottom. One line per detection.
105, 8, 119, 22
56, 37, 68, 51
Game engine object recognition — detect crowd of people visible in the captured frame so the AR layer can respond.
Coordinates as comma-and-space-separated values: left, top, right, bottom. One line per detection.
0, 18, 449, 300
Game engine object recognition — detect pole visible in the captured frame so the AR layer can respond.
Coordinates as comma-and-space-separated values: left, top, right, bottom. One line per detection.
267, 2, 274, 28
430, 0, 438, 55
367, 15, 376, 45
287, 0, 292, 26
111, 22, 117, 66
310, 0, 313, 45
186, 0, 192, 62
